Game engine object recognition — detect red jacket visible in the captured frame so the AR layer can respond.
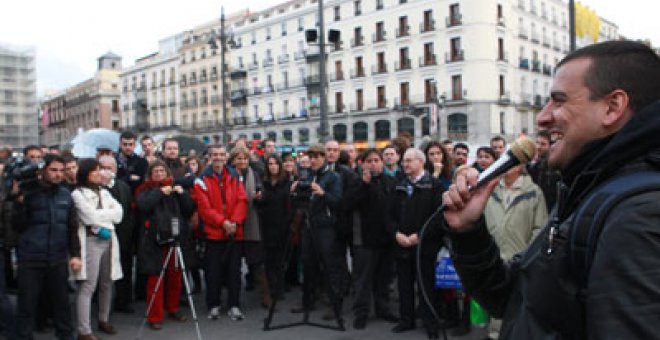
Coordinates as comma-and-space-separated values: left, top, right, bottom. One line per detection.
191, 166, 248, 241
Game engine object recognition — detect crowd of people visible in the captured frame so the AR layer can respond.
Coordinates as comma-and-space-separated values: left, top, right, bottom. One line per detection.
0, 127, 557, 340
1, 40, 657, 340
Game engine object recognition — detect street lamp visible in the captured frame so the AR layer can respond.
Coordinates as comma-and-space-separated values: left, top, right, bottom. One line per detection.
208, 6, 232, 146
430, 80, 446, 141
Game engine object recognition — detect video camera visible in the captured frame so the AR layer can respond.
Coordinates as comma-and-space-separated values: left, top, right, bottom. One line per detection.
3, 156, 43, 192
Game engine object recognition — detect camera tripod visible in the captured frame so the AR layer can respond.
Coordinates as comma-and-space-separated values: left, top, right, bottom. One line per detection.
263, 209, 345, 332
136, 242, 203, 340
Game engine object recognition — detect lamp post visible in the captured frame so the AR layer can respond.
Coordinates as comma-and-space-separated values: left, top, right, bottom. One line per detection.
317, 0, 329, 142
208, 7, 230, 146
569, 0, 576, 51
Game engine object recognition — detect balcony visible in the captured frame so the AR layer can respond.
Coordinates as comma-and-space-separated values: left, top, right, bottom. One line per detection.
542, 64, 553, 75
542, 37, 551, 48
231, 89, 248, 105
189, 78, 197, 85
329, 104, 346, 114
519, 58, 530, 70
248, 61, 259, 71
278, 54, 290, 64
210, 73, 218, 81
199, 76, 207, 83
395, 59, 412, 71
396, 26, 410, 38
261, 58, 273, 68
350, 68, 366, 79
553, 39, 561, 52
351, 36, 365, 47
371, 64, 388, 75
519, 27, 529, 39
531, 32, 540, 43
179, 81, 187, 88
393, 97, 411, 109
329, 71, 345, 81
446, 14, 462, 27
372, 32, 387, 43
294, 51, 306, 60
446, 50, 464, 63
230, 69, 247, 79
349, 103, 365, 112
234, 117, 248, 126
418, 55, 437, 67
420, 20, 436, 33
532, 60, 541, 72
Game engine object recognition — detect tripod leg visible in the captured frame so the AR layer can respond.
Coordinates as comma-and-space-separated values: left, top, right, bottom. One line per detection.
136, 246, 174, 340
175, 246, 203, 340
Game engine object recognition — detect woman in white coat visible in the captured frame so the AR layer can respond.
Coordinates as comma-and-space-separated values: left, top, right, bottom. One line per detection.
71, 158, 123, 340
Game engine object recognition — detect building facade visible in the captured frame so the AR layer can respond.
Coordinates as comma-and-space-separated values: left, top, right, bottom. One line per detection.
40, 52, 123, 146
120, 34, 183, 136
213, 0, 571, 148
1, 43, 38, 149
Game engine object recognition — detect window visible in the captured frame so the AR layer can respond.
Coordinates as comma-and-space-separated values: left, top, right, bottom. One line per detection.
335, 92, 343, 112
423, 43, 435, 65
376, 0, 384, 10
398, 16, 409, 37
450, 37, 463, 61
353, 27, 363, 46
451, 75, 463, 100
377, 86, 386, 108
375, 22, 385, 41
354, 0, 362, 15
335, 61, 343, 80
377, 52, 386, 72
449, 4, 461, 26
500, 112, 506, 134
499, 75, 505, 96
333, 124, 347, 142
424, 79, 434, 103
399, 47, 410, 69
281, 22, 287, 36
266, 27, 272, 40
423, 10, 434, 31
251, 32, 257, 44
355, 56, 364, 76
356, 89, 364, 110
400, 82, 409, 105
497, 4, 503, 19
498, 38, 505, 60
353, 122, 368, 141
298, 17, 304, 31
375, 120, 390, 140
334, 6, 341, 21
447, 113, 468, 138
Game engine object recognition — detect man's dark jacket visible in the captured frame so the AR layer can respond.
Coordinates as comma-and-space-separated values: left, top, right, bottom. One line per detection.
12, 183, 80, 263
346, 173, 397, 248
107, 179, 135, 254
527, 157, 561, 211
392, 172, 445, 258
328, 162, 358, 236
308, 164, 342, 230
449, 100, 660, 339
116, 152, 148, 192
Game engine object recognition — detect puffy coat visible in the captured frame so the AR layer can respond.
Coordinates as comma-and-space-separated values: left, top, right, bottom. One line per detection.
13, 183, 80, 263
191, 166, 248, 241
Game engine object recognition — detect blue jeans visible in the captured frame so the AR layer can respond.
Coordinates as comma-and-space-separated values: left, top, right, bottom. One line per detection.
0, 248, 17, 340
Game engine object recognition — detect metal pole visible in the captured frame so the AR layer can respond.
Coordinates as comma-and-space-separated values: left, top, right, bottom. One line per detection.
220, 6, 229, 145
569, 0, 576, 52
317, 0, 329, 142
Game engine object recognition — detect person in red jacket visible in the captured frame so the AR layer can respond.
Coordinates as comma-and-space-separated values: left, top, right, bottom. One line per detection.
191, 144, 248, 321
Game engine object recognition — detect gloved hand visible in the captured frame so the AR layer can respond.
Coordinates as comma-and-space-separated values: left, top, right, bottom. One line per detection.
97, 227, 112, 240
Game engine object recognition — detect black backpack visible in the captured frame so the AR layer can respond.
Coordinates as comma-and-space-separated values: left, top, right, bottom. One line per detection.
569, 170, 660, 287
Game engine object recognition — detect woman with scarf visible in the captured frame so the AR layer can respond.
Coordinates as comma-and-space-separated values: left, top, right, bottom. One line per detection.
71, 158, 123, 340
230, 146, 271, 309
136, 160, 195, 330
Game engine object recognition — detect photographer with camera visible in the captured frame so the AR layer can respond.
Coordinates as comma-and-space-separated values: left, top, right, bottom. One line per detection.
11, 154, 80, 340
70, 158, 124, 340
291, 143, 345, 324
191, 145, 247, 322
136, 160, 195, 330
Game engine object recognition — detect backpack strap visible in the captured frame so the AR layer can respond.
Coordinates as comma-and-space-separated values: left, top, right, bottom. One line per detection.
570, 170, 660, 287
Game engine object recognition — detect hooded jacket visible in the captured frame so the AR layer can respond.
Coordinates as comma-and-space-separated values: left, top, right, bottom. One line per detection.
450, 100, 660, 339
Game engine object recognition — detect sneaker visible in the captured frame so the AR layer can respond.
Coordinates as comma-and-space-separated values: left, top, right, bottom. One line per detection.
227, 306, 245, 321
208, 306, 220, 320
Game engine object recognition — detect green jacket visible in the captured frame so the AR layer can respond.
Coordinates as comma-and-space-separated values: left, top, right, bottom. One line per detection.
484, 175, 547, 261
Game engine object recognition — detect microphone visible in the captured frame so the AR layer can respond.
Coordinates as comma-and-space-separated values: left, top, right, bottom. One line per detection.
471, 136, 536, 190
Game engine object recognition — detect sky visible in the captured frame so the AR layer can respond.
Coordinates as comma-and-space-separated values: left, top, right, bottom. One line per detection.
1, 0, 658, 96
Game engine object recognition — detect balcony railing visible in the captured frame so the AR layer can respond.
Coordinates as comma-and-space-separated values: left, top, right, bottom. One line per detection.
420, 20, 436, 33
351, 36, 365, 47
294, 51, 306, 60
446, 14, 462, 27
396, 25, 410, 38
372, 32, 387, 43
395, 59, 412, 71
446, 50, 464, 62
278, 54, 290, 64
371, 64, 388, 75
248, 61, 259, 70
418, 55, 437, 67
531, 60, 541, 72
329, 71, 345, 81
350, 68, 366, 78
263, 58, 274, 67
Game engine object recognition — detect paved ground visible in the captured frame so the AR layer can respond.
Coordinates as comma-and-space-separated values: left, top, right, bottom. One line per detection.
24, 287, 486, 340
